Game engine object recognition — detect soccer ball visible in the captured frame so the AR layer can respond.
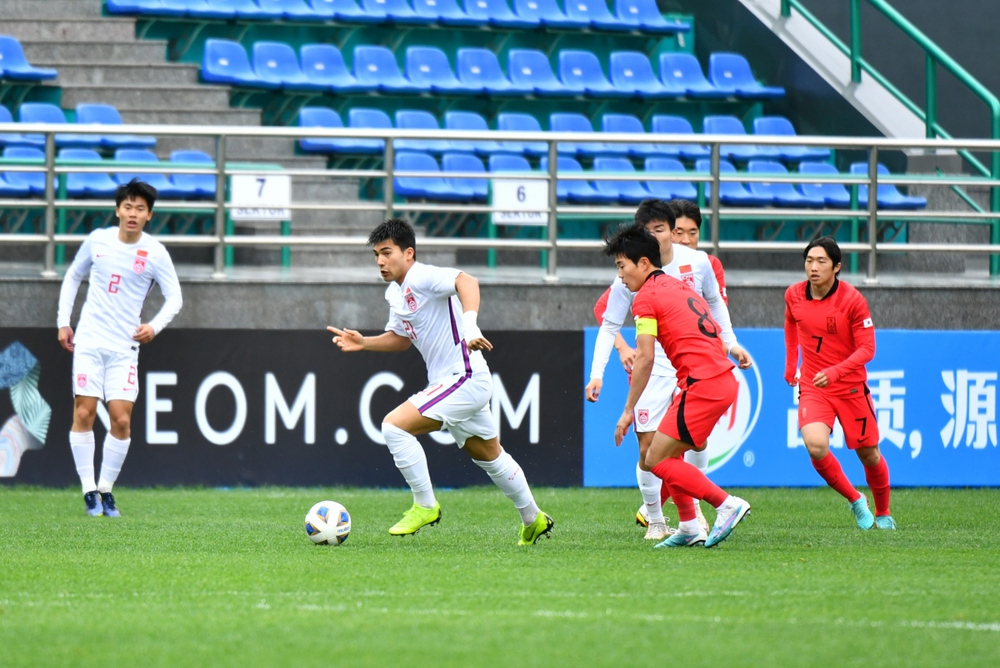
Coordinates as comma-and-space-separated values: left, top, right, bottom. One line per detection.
304, 500, 351, 546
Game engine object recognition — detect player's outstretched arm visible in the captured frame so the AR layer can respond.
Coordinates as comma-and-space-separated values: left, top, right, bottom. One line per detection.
327, 327, 410, 353
455, 272, 492, 352
783, 294, 800, 386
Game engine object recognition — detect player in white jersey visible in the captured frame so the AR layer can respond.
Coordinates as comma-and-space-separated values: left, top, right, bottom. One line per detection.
585, 199, 751, 540
57, 179, 182, 517
328, 218, 553, 545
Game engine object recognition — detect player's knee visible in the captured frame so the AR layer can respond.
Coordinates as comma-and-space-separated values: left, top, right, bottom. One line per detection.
804, 440, 829, 460
74, 404, 96, 427
110, 413, 131, 435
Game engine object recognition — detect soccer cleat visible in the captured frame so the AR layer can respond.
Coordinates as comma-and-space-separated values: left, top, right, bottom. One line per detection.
705, 497, 751, 548
875, 515, 897, 530
388, 502, 441, 536
635, 503, 649, 528
518, 511, 554, 545
849, 495, 875, 530
695, 503, 711, 535
644, 521, 674, 541
101, 492, 120, 518
83, 491, 103, 517
654, 530, 707, 548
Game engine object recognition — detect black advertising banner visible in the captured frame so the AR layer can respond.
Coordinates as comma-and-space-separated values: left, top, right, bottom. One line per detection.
0, 329, 583, 488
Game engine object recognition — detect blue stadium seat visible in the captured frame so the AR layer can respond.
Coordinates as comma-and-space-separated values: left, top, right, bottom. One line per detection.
592, 157, 651, 204
298, 107, 381, 154
0, 171, 30, 197
0, 36, 57, 81
511, 0, 585, 28
173, 0, 236, 19
59, 148, 118, 198
609, 51, 672, 99
305, 0, 383, 21
703, 115, 781, 162
564, 0, 620, 30
253, 41, 324, 91
255, 0, 323, 20
359, 0, 435, 24
106, 0, 186, 18
75, 104, 157, 150
489, 154, 533, 173
747, 160, 825, 207
169, 149, 216, 198
345, 108, 391, 153
540, 156, 616, 203
601, 114, 659, 158
797, 161, 851, 208
353, 46, 423, 93
549, 113, 611, 157
0, 121, 32, 196
709, 53, 785, 99
300, 44, 368, 93
643, 157, 697, 200
192, 0, 283, 19
441, 152, 488, 201
496, 113, 547, 156
456, 49, 516, 95
460, 0, 538, 28
558, 50, 629, 98
0, 105, 41, 148
508, 50, 565, 96
657, 53, 729, 98
412, 0, 480, 25
395, 151, 474, 200
850, 162, 927, 209
444, 111, 501, 155
202, 39, 275, 88
1, 147, 46, 196
753, 116, 832, 162
649, 115, 709, 159
113, 149, 186, 199
395, 110, 452, 154
696, 158, 772, 206
613, 0, 689, 33
18, 103, 98, 148
405, 46, 480, 94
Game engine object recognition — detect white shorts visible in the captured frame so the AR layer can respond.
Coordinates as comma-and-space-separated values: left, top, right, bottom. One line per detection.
72, 347, 139, 403
633, 373, 678, 433
408, 370, 498, 447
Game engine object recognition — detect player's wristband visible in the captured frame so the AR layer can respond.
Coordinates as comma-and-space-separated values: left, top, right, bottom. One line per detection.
462, 310, 483, 342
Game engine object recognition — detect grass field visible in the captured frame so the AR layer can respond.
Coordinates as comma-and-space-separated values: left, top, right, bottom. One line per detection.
1, 486, 998, 667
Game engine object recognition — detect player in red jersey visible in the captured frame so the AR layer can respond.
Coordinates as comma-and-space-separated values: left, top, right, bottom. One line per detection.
784, 237, 895, 530
605, 224, 751, 548
669, 199, 727, 305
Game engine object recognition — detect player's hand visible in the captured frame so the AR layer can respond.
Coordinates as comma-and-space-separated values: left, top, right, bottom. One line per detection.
58, 326, 75, 352
328, 326, 364, 352
133, 324, 155, 344
730, 344, 753, 370
616, 345, 636, 373
585, 378, 602, 402
614, 410, 633, 446
812, 371, 829, 388
467, 335, 493, 352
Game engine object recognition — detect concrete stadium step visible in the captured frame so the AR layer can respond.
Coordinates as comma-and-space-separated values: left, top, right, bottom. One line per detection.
154, 136, 302, 160
60, 85, 231, 111
0, 0, 103, 19
0, 19, 137, 42
22, 41, 168, 64
38, 63, 199, 86
117, 109, 263, 125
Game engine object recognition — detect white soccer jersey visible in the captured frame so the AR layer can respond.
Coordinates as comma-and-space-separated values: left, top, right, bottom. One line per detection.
57, 227, 182, 355
384, 262, 489, 384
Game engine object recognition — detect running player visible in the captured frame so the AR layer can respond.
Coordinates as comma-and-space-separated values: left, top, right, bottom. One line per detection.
328, 218, 553, 545
57, 179, 182, 518
784, 237, 894, 530
606, 224, 751, 548
669, 199, 727, 305
586, 199, 750, 540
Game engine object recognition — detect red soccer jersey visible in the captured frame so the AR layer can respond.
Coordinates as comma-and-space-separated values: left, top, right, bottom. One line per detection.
632, 271, 734, 388
594, 286, 612, 325
708, 254, 728, 305
784, 278, 875, 396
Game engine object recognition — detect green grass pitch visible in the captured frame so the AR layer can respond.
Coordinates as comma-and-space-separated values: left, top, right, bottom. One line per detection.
1, 486, 998, 667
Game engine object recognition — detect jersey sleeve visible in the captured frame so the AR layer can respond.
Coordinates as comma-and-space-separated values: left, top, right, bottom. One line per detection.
56, 233, 95, 328
601, 279, 633, 327
710, 255, 728, 305
593, 287, 611, 325
697, 256, 737, 349
419, 265, 462, 299
589, 282, 630, 381
147, 246, 183, 335
783, 288, 799, 385
823, 293, 876, 384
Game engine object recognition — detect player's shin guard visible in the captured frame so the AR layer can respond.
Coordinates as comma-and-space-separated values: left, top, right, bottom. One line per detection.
636, 464, 665, 523
651, 457, 728, 508
474, 448, 540, 525
684, 447, 709, 473
811, 452, 862, 502
381, 423, 436, 508
864, 455, 891, 516
97, 434, 130, 493
69, 431, 97, 494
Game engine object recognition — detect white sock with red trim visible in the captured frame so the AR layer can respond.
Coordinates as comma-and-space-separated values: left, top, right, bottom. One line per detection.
473, 449, 540, 525
637, 463, 665, 523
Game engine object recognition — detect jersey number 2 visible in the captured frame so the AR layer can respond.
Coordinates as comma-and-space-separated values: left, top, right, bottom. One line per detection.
108, 274, 122, 293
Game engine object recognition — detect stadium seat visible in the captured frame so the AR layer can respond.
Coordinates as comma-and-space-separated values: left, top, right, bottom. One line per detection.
405, 46, 480, 94
613, 0, 689, 33
174, 0, 236, 20
411, 0, 480, 25
0, 170, 30, 197
197, 0, 284, 19
496, 113, 547, 156
511, 0, 586, 28
657, 53, 730, 98
306, 0, 383, 22
395, 110, 452, 154
300, 44, 368, 93
592, 157, 651, 204
345, 108, 391, 153
459, 0, 538, 28
558, 50, 630, 98
74, 104, 157, 150
703, 115, 781, 162
649, 115, 709, 159
0, 36, 57, 81
169, 149, 216, 198
255, 0, 323, 20
18, 103, 98, 148
113, 149, 186, 199
489, 154, 534, 173
443, 111, 501, 155
456, 49, 517, 95
59, 148, 118, 198
394, 152, 474, 201
508, 50, 566, 96
642, 157, 697, 200
708, 53, 785, 99
609, 51, 672, 99
747, 160, 826, 207
298, 107, 383, 154
850, 162, 927, 209
539, 156, 616, 203
752, 116, 832, 162
202, 39, 275, 88
359, 0, 435, 24
550, 113, 611, 156
695, 158, 772, 206
105, 0, 186, 18
0, 133, 33, 196
353, 46, 423, 93
253, 41, 325, 91
0, 105, 41, 148
601, 114, 659, 158
797, 161, 851, 208
564, 0, 620, 30
441, 153, 488, 201
1, 146, 46, 195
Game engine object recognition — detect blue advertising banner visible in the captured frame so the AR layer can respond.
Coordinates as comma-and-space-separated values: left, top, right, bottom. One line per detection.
584, 328, 1000, 487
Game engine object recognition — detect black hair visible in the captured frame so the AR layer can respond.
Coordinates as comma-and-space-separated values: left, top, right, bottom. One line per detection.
603, 223, 663, 268
634, 198, 676, 230
115, 178, 157, 210
368, 218, 416, 256
804, 236, 842, 271
668, 199, 702, 228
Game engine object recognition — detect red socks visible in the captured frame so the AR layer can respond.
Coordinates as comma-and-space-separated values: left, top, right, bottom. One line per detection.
650, 457, 727, 508
864, 455, 891, 516
811, 452, 861, 502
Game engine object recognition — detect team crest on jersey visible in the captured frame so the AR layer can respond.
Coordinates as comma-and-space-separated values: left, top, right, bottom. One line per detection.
678, 265, 695, 289
826, 316, 838, 334
133, 249, 148, 274
637, 409, 649, 425
76, 374, 87, 388
404, 287, 418, 312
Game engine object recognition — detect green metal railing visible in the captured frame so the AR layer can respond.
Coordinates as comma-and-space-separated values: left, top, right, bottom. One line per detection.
780, 0, 1000, 275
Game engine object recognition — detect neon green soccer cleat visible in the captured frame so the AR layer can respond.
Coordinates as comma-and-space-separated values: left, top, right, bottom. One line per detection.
518, 512, 554, 545
388, 502, 441, 536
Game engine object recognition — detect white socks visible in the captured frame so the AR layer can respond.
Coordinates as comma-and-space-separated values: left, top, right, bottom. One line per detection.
382, 423, 436, 508
684, 448, 709, 473
473, 448, 540, 525
69, 431, 96, 494
678, 519, 701, 535
636, 463, 665, 523
98, 434, 131, 493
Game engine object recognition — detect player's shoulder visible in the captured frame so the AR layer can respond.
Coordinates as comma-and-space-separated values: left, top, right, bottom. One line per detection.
140, 232, 170, 255
837, 278, 870, 309
408, 260, 458, 284
673, 242, 711, 268
708, 253, 725, 271
784, 281, 807, 302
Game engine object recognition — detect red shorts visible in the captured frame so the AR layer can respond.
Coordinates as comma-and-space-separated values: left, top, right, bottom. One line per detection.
658, 371, 738, 447
798, 385, 879, 449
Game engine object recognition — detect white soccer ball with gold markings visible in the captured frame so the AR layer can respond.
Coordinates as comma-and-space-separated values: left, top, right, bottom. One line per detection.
304, 500, 351, 546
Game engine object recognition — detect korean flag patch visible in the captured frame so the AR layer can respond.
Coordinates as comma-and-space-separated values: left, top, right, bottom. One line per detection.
862, 317, 873, 328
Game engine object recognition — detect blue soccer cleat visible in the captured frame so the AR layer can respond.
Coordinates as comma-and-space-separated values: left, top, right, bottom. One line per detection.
705, 497, 751, 548
654, 530, 707, 548
850, 495, 874, 530
84, 491, 103, 517
101, 492, 121, 518
875, 515, 896, 530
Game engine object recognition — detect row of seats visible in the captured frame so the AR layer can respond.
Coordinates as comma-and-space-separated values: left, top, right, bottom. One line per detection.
0, 147, 216, 198
108, 0, 689, 34
0, 36, 57, 81
203, 40, 783, 100
0, 103, 156, 149
299, 108, 826, 162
